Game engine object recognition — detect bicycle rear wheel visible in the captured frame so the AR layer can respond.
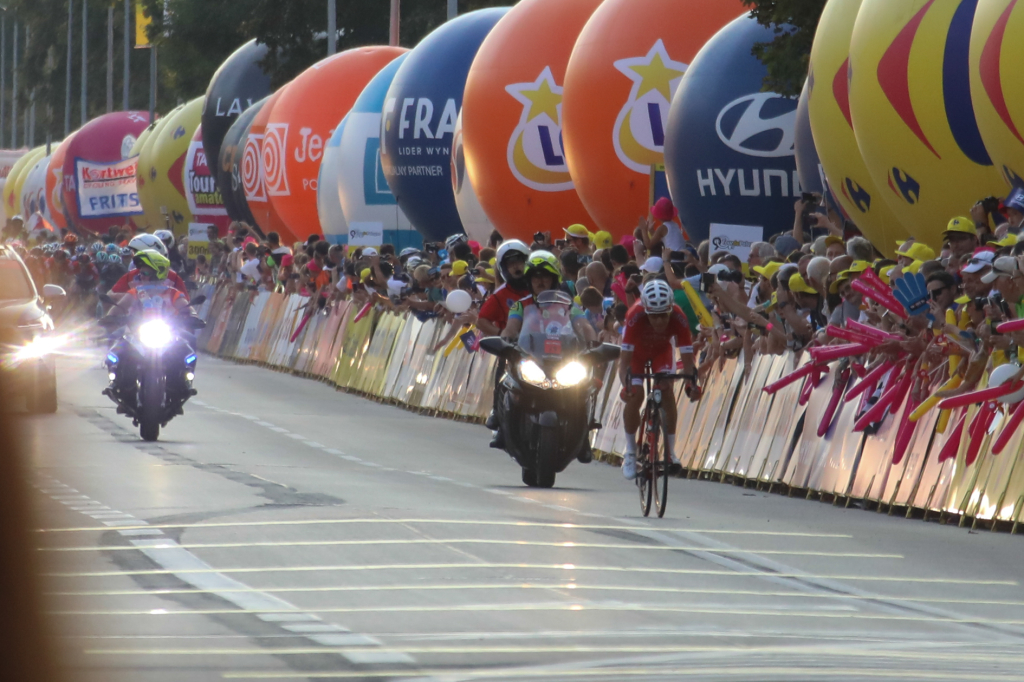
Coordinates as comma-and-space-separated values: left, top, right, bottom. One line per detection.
654, 416, 669, 518
637, 405, 656, 517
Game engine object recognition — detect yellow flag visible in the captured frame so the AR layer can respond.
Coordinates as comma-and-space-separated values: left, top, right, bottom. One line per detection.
135, 1, 152, 48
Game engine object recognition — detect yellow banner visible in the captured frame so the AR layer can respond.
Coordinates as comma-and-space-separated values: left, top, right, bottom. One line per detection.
135, 1, 152, 48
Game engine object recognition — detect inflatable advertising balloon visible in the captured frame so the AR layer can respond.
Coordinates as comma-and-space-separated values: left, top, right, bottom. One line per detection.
21, 155, 52, 231
971, 0, 1024, 189
124, 121, 158, 230
244, 88, 296, 243
849, 0, 1005, 248
264, 46, 406, 243
664, 15, 800, 244
460, 0, 600, 244
795, 81, 824, 198
334, 53, 417, 249
808, 0, 909, 254
184, 125, 232, 235
380, 8, 509, 243
452, 111, 495, 243
318, 115, 350, 243
45, 133, 77, 231
63, 111, 150, 235
562, 0, 746, 241
202, 39, 272, 189
136, 108, 180, 232
136, 98, 202, 237
4, 146, 44, 219
220, 96, 266, 230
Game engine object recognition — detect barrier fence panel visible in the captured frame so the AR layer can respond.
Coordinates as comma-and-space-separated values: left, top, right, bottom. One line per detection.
701, 358, 746, 475
723, 354, 780, 478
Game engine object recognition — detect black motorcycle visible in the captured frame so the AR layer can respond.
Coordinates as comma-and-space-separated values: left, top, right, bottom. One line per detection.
481, 291, 620, 488
99, 290, 206, 441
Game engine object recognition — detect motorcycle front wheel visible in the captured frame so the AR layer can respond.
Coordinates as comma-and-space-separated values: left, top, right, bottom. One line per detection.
139, 369, 165, 442
527, 426, 557, 489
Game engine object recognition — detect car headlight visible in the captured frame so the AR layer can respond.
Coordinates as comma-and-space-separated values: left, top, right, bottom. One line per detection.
11, 334, 66, 363
138, 320, 173, 349
519, 359, 549, 387
554, 361, 588, 387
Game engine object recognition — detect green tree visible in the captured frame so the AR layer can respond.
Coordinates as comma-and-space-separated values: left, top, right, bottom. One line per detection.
742, 0, 828, 97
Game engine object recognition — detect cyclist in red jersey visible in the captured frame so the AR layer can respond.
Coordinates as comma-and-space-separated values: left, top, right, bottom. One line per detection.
618, 279, 699, 480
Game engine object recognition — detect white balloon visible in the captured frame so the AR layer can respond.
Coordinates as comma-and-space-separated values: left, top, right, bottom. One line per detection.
317, 116, 349, 244
336, 54, 418, 251
452, 111, 494, 244
20, 155, 52, 226
445, 288, 472, 314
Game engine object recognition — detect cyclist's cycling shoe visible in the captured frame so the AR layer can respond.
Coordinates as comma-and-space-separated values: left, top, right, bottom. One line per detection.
622, 453, 637, 480
489, 429, 506, 450
577, 444, 593, 464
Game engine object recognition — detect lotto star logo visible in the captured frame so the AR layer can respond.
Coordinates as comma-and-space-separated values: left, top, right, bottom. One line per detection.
505, 66, 573, 192
612, 40, 687, 174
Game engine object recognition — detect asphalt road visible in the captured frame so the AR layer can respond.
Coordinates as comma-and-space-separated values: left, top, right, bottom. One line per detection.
17, 348, 1024, 682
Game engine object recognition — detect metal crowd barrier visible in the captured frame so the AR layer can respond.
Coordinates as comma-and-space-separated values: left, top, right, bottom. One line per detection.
195, 284, 1024, 533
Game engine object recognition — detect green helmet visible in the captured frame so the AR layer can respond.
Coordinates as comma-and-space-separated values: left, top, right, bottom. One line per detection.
524, 250, 562, 283
133, 249, 171, 280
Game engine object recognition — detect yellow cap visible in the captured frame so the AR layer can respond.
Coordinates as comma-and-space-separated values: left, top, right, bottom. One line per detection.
451, 260, 469, 276
824, 235, 844, 247
829, 260, 871, 293
359, 267, 372, 282
904, 259, 924, 274
564, 223, 591, 239
943, 216, 978, 238
903, 242, 935, 261
788, 273, 818, 295
879, 267, 894, 285
954, 294, 971, 305
592, 230, 613, 249
753, 261, 782, 280
477, 268, 495, 283
988, 233, 1018, 248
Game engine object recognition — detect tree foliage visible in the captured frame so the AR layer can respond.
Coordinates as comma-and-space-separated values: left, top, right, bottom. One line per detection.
742, 0, 829, 97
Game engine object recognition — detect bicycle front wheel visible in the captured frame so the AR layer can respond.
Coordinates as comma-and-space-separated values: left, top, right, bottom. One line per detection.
654, 416, 669, 518
637, 406, 657, 517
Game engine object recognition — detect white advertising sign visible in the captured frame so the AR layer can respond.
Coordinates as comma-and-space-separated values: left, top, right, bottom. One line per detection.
709, 223, 763, 263
347, 221, 384, 247
75, 156, 143, 219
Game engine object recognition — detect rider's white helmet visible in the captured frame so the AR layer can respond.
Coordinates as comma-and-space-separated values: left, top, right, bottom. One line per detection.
128, 233, 168, 256
641, 279, 673, 314
153, 229, 175, 250
495, 239, 530, 282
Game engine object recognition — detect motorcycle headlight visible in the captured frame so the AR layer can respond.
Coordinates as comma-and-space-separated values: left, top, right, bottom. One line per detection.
554, 361, 588, 387
519, 359, 549, 387
138, 320, 172, 349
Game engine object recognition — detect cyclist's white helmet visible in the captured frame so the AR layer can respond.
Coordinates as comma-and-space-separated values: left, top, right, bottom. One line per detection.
154, 229, 175, 249
128, 233, 168, 256
641, 279, 673, 314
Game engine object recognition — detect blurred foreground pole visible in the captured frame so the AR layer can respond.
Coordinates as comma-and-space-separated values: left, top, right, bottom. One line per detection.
389, 0, 399, 46
64, 2, 72, 136
447, 0, 457, 20
148, 46, 156, 123
327, 0, 336, 55
81, 0, 87, 126
0, 377, 63, 682
123, 0, 129, 110
106, 4, 113, 113
11, 20, 17, 148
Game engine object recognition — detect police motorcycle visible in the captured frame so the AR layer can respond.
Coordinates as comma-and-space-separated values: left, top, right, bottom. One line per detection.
99, 284, 206, 442
481, 290, 620, 488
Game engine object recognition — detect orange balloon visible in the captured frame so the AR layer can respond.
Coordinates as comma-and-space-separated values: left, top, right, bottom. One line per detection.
265, 46, 407, 243
45, 132, 77, 231
244, 87, 297, 245
562, 0, 746, 241
461, 0, 601, 243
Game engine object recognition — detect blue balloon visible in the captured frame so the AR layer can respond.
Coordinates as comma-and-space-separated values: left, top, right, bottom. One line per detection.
380, 8, 509, 243
664, 15, 799, 245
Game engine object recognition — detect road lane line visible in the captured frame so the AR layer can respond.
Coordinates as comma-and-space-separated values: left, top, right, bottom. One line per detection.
46, 562, 1006, 585
38, 538, 904, 558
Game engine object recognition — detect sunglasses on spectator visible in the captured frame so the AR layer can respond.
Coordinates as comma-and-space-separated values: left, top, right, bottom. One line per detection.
928, 286, 948, 300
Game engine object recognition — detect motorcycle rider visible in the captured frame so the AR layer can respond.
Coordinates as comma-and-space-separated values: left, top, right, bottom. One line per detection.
489, 251, 596, 450
618, 279, 699, 480
103, 250, 194, 410
108, 234, 190, 299
478, 239, 531, 336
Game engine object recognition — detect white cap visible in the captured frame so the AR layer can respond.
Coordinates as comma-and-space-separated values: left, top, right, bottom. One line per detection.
708, 263, 730, 278
640, 256, 664, 273
361, 246, 378, 257
962, 250, 995, 274
981, 255, 1018, 283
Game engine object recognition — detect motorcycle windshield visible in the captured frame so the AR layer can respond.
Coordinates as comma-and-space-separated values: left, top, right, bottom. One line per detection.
519, 291, 581, 360
132, 283, 175, 324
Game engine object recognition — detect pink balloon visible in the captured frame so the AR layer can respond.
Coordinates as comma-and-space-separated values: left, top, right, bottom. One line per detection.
62, 111, 152, 235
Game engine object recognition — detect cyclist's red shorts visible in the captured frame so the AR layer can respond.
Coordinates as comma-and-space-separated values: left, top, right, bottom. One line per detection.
630, 347, 674, 385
